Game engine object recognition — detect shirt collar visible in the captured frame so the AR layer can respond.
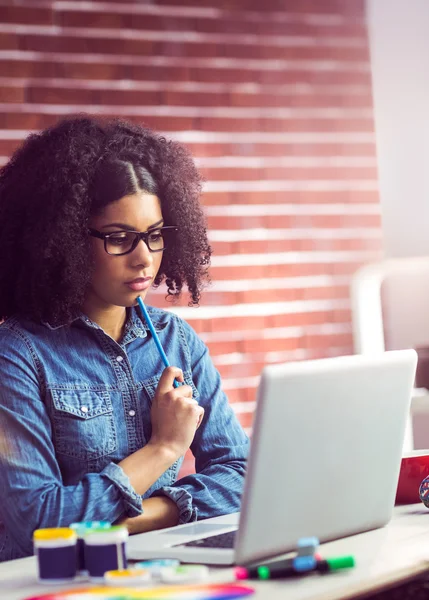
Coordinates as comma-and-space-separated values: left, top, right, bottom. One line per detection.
42, 305, 167, 336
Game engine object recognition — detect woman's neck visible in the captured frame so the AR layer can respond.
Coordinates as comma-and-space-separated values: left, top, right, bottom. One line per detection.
82, 303, 127, 343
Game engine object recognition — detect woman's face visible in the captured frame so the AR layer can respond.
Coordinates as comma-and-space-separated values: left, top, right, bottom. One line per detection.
86, 191, 164, 310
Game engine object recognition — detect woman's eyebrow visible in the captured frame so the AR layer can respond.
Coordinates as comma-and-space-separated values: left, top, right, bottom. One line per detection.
101, 219, 164, 231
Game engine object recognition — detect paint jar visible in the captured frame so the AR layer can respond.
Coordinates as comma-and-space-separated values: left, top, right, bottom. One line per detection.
69, 521, 110, 575
84, 525, 128, 582
134, 558, 180, 578
33, 528, 77, 583
104, 568, 152, 587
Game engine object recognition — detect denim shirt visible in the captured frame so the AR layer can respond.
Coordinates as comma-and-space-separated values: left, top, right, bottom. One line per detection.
0, 306, 249, 561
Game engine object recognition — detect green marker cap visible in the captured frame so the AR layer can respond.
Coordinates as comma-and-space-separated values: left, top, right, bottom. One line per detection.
257, 566, 271, 580
326, 556, 355, 570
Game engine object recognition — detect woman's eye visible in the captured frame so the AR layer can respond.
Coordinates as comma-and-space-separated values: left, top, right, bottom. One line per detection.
108, 234, 129, 246
149, 231, 163, 242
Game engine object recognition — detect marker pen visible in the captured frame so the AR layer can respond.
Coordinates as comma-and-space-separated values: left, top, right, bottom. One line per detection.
235, 556, 316, 580
316, 556, 355, 573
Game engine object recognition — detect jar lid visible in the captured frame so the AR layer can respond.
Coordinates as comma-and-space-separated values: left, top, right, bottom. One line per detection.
33, 528, 76, 542
69, 521, 111, 535
84, 525, 128, 545
104, 568, 151, 586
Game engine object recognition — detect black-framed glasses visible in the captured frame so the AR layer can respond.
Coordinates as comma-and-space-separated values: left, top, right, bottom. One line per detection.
88, 226, 178, 256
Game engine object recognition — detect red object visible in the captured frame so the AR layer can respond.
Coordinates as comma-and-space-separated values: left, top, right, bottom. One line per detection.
395, 450, 429, 504
234, 567, 249, 580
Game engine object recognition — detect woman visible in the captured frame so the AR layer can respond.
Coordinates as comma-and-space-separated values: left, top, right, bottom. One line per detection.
0, 116, 249, 562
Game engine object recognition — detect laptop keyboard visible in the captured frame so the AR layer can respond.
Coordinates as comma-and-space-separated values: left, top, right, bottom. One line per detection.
176, 530, 237, 549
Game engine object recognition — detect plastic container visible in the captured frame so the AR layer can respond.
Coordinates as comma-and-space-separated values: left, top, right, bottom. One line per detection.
84, 525, 128, 582
159, 564, 209, 583
69, 521, 110, 574
134, 559, 180, 578
33, 528, 77, 583
104, 568, 152, 586
395, 449, 429, 504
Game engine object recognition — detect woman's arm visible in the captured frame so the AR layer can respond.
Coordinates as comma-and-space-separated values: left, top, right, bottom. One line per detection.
0, 330, 181, 556
151, 318, 250, 522
118, 496, 179, 535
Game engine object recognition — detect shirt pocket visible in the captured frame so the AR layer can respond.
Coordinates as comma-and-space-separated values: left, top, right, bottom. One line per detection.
138, 370, 200, 484
49, 386, 118, 461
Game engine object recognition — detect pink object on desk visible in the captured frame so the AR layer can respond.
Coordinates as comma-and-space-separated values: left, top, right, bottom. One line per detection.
395, 450, 429, 504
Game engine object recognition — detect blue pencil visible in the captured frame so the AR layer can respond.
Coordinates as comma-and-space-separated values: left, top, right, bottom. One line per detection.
136, 296, 179, 388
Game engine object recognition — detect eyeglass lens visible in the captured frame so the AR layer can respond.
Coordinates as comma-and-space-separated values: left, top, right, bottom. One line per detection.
106, 229, 165, 255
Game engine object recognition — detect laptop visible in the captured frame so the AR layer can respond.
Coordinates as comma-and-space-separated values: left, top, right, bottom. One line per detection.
127, 349, 417, 565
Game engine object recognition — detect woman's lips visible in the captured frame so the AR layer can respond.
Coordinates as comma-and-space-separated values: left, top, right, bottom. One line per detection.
125, 278, 152, 291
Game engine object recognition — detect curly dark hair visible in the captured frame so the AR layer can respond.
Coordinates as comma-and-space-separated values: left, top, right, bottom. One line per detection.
0, 115, 212, 325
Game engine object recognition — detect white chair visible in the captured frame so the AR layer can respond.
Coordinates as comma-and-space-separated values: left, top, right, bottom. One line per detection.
351, 256, 429, 452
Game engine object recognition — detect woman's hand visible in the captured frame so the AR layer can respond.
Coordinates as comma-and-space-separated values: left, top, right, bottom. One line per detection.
149, 366, 204, 460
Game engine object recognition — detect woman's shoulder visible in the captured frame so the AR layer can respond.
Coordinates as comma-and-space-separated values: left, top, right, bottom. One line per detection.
0, 316, 52, 358
0, 314, 43, 337
145, 305, 186, 330
144, 305, 201, 344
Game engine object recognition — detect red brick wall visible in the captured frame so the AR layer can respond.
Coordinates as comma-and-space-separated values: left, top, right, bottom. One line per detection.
0, 1, 382, 468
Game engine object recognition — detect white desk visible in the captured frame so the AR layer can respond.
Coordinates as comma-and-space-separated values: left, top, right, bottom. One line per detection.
2, 505, 429, 600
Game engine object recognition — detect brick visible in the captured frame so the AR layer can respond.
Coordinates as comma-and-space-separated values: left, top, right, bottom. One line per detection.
208, 214, 387, 230
59, 62, 128, 81
301, 285, 350, 301
216, 361, 265, 380
196, 117, 262, 133
221, 43, 368, 63
237, 288, 300, 304
200, 166, 377, 182
129, 64, 191, 83
27, 86, 162, 107
131, 0, 364, 16
27, 86, 95, 105
229, 92, 373, 109
0, 140, 22, 156
12, 30, 366, 64
0, 6, 53, 26
303, 332, 354, 349
222, 387, 248, 404
162, 90, 229, 107
0, 111, 195, 133
0, 32, 19, 51
0, 112, 56, 130
263, 118, 374, 133
209, 315, 269, 333
19, 34, 155, 57
0, 59, 54, 78
241, 337, 301, 354
55, 7, 366, 38
258, 70, 371, 87
193, 144, 376, 160
205, 340, 244, 356
58, 10, 128, 29
202, 191, 379, 206
0, 85, 25, 103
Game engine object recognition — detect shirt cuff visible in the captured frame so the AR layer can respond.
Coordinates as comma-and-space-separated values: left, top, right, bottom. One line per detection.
102, 462, 143, 518
152, 486, 198, 524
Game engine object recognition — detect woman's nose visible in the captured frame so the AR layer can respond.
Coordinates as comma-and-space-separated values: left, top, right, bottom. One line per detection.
130, 238, 154, 267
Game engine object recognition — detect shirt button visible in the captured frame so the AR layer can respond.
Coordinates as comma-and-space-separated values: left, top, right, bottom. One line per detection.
129, 410, 136, 417
116, 356, 123, 362
81, 406, 88, 413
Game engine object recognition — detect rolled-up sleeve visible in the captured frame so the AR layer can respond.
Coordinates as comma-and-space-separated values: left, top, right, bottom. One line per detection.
152, 317, 250, 523
0, 330, 142, 558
